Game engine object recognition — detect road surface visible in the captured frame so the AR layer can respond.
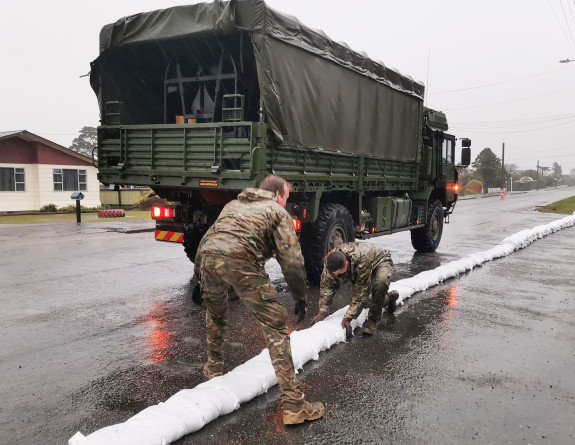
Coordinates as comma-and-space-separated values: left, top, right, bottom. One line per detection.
0, 187, 573, 444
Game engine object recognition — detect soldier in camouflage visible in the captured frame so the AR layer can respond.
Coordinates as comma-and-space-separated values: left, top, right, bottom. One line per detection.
312, 242, 399, 337
195, 175, 324, 425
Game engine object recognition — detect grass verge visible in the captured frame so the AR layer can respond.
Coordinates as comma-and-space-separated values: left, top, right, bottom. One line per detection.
538, 196, 575, 214
0, 210, 152, 224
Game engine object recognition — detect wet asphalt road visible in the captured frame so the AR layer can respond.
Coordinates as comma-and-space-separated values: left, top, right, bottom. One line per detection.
1, 187, 574, 444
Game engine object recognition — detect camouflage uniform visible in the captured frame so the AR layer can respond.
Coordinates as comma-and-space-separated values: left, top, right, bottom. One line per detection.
319, 242, 394, 323
195, 188, 306, 404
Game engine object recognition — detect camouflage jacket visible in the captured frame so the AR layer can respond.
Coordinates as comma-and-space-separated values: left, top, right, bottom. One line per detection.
319, 242, 392, 319
196, 188, 307, 301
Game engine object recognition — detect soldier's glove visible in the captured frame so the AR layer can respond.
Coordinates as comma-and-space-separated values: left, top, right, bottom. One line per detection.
312, 311, 328, 325
341, 317, 353, 340
191, 280, 203, 305
294, 300, 307, 324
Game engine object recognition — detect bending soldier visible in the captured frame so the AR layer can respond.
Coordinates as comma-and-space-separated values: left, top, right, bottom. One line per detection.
312, 242, 399, 338
195, 175, 324, 425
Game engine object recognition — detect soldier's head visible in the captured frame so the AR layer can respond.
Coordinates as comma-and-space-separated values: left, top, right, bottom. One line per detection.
326, 251, 349, 276
260, 175, 291, 208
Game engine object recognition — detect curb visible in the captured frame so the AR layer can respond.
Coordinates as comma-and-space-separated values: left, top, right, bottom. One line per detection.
459, 191, 528, 200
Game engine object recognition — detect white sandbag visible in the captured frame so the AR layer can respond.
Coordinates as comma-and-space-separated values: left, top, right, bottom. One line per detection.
198, 371, 268, 404
289, 330, 320, 369
230, 360, 277, 389
166, 386, 239, 424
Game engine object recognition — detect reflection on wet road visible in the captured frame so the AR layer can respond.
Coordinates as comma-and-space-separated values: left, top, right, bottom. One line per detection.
145, 302, 173, 365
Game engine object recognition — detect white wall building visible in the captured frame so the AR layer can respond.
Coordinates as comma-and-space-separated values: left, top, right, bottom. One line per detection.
0, 130, 100, 212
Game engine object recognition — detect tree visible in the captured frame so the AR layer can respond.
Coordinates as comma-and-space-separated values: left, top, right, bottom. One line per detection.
471, 148, 502, 190
552, 162, 562, 177
69, 126, 97, 157
505, 163, 519, 179
522, 169, 538, 179
457, 166, 475, 188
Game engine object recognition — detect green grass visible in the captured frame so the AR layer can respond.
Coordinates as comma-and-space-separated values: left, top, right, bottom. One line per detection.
538, 196, 575, 214
0, 210, 152, 224
2, 196, 573, 224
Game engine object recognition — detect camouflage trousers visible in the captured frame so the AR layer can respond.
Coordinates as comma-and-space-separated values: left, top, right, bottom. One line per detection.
199, 254, 305, 404
366, 260, 394, 323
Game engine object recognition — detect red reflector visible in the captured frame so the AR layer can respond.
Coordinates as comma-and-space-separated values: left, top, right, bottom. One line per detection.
303, 209, 307, 219
292, 219, 301, 231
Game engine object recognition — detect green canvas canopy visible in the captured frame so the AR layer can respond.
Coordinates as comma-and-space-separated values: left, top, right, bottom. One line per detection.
91, 0, 425, 161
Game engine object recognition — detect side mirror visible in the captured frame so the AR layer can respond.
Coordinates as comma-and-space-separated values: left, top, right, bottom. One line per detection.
71, 192, 84, 200
461, 148, 471, 167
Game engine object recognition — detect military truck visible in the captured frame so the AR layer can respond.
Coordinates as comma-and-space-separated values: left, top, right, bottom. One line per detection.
91, 0, 470, 284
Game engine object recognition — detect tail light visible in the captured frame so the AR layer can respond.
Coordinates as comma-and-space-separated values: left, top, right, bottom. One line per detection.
292, 218, 301, 231
152, 206, 175, 219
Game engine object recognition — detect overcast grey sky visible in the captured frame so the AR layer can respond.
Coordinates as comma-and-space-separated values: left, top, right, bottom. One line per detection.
1, 0, 574, 174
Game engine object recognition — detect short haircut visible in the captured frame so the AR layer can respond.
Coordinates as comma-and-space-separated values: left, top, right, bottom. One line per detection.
326, 251, 347, 272
259, 175, 290, 196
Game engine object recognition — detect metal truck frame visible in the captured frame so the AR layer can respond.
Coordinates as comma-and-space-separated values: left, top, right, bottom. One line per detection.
91, 0, 470, 284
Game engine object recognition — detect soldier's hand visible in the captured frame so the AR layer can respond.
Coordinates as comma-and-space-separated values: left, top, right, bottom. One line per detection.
312, 311, 328, 325
294, 300, 307, 324
191, 280, 203, 305
341, 317, 353, 340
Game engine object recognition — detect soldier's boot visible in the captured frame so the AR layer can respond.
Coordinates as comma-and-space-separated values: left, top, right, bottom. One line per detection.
283, 400, 325, 425
362, 319, 378, 335
203, 361, 223, 380
386, 290, 400, 314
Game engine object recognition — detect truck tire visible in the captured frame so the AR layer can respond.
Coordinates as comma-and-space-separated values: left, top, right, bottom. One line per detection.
410, 199, 444, 252
183, 227, 205, 263
302, 203, 355, 285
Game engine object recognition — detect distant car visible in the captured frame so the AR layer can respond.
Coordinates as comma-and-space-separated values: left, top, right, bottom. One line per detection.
518, 176, 535, 183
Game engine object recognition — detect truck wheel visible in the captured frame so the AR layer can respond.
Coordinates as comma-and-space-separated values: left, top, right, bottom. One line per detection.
410, 199, 444, 252
302, 203, 355, 285
183, 227, 205, 263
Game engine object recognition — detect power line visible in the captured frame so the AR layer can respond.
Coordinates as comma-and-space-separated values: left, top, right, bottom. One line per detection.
451, 114, 575, 129
428, 66, 575, 95
560, 0, 575, 50
548, 0, 575, 50
446, 85, 575, 110
450, 117, 575, 134
504, 142, 575, 154
568, 0, 575, 33
509, 152, 575, 162
453, 113, 575, 124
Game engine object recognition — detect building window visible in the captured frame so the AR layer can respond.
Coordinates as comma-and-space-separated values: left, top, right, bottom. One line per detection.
442, 139, 454, 165
53, 168, 88, 191
79, 170, 87, 191
0, 167, 26, 191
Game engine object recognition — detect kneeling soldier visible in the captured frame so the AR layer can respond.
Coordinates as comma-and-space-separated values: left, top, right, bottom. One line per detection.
313, 242, 399, 337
